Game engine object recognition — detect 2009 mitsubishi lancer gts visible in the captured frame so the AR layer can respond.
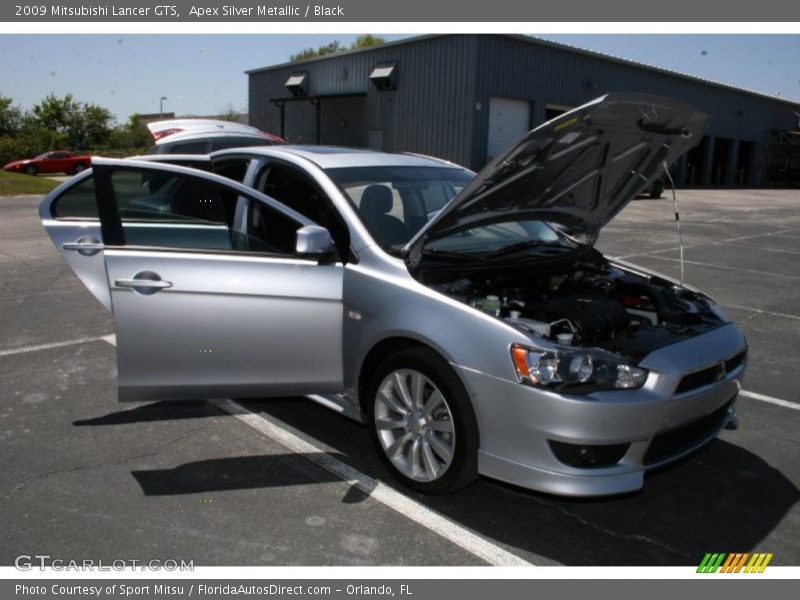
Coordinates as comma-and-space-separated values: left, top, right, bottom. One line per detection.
40, 93, 747, 496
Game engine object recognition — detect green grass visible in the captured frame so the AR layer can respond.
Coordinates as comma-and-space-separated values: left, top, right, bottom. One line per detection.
0, 171, 60, 196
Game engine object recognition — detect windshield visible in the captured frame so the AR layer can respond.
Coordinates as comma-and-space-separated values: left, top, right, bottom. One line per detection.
425, 220, 575, 260
326, 166, 473, 250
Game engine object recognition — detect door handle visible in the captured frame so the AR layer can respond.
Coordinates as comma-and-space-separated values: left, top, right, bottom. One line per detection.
115, 279, 173, 289
62, 239, 104, 256
114, 271, 173, 295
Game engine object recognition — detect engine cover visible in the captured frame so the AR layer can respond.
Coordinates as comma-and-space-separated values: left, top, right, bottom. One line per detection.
519, 295, 630, 343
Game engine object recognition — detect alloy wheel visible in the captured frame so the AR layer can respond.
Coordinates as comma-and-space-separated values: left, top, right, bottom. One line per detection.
373, 369, 455, 482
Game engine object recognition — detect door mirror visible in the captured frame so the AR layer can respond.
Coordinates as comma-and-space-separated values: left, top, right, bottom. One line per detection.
295, 225, 334, 259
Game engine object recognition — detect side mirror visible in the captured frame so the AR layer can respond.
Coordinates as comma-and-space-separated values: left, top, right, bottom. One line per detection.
295, 225, 335, 260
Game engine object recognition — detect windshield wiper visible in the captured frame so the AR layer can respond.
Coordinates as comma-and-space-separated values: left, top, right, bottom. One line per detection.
482, 240, 567, 261
421, 248, 484, 262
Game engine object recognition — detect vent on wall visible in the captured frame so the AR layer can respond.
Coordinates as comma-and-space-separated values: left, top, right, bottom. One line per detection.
285, 72, 308, 97
369, 62, 398, 91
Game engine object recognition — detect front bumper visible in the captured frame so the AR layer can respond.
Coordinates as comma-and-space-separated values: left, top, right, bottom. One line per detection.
459, 323, 747, 497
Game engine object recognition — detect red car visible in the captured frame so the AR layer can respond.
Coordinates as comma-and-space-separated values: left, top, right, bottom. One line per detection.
3, 150, 92, 176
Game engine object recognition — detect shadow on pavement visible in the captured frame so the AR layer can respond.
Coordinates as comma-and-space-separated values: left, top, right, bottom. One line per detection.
237, 397, 799, 566
74, 397, 798, 565
73, 400, 222, 426
131, 453, 360, 496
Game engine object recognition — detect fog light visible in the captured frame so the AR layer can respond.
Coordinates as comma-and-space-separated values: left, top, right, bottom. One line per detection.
549, 440, 630, 469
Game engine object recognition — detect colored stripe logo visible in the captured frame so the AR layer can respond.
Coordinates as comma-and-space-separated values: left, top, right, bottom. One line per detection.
697, 552, 773, 573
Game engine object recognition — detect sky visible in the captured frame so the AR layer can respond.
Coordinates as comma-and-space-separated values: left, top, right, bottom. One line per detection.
0, 34, 797, 123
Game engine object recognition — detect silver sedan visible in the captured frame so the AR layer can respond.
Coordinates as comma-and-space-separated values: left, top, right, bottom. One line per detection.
41, 93, 746, 496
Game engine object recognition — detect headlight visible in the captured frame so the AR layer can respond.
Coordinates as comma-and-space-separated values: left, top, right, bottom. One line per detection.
511, 344, 648, 392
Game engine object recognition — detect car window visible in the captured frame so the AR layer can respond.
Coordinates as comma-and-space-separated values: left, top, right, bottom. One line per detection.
213, 158, 250, 183
255, 162, 349, 259
51, 176, 97, 219
326, 166, 473, 250
418, 180, 455, 214
49, 152, 67, 159
345, 183, 405, 221
109, 168, 299, 255
168, 141, 209, 154
209, 136, 271, 151
425, 219, 569, 257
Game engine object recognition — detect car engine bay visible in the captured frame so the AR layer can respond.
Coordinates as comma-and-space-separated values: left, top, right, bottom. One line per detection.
421, 250, 727, 361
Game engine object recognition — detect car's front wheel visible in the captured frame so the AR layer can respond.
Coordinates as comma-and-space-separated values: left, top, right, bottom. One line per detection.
72, 163, 87, 175
24, 165, 38, 176
367, 347, 479, 494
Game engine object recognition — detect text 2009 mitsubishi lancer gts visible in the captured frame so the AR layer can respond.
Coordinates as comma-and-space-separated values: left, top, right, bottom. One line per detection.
40, 94, 747, 496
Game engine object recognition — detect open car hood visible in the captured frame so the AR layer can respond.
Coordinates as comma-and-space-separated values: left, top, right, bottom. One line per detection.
405, 93, 708, 264
147, 118, 284, 143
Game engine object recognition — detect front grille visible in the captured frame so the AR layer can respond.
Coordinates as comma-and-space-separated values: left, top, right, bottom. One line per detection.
675, 350, 747, 395
725, 350, 747, 373
675, 364, 723, 394
643, 399, 733, 466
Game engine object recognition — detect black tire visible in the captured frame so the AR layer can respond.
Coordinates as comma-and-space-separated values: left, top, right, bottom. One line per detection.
366, 346, 479, 494
649, 181, 664, 199
72, 163, 87, 175
24, 164, 38, 176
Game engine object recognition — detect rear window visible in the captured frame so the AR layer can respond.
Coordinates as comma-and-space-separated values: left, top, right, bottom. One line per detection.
167, 141, 209, 154
51, 176, 97, 219
209, 136, 272, 151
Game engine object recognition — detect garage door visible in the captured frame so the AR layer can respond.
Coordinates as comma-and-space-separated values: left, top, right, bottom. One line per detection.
487, 97, 531, 161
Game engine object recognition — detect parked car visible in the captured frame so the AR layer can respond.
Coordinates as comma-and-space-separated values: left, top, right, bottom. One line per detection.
4, 150, 92, 176
39, 94, 746, 496
145, 118, 284, 155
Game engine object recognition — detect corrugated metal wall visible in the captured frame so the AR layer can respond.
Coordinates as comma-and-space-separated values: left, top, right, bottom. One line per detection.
249, 34, 799, 186
471, 36, 798, 185
248, 35, 477, 166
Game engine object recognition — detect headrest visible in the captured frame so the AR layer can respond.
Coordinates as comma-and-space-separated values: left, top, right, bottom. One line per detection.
360, 184, 393, 215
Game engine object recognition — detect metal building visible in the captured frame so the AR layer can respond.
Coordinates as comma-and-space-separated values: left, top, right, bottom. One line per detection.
247, 34, 800, 187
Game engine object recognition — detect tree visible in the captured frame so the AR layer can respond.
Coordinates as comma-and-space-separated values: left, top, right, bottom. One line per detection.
218, 103, 243, 122
289, 36, 386, 62
350, 35, 386, 50
106, 112, 151, 151
290, 40, 343, 62
0, 95, 23, 136
31, 93, 82, 134
82, 103, 114, 147
30, 94, 114, 148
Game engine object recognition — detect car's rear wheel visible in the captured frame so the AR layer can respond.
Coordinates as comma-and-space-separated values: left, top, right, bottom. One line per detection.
72, 163, 87, 175
367, 347, 479, 494
24, 165, 38, 176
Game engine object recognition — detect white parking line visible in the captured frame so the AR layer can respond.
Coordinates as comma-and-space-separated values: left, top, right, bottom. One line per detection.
740, 390, 800, 411
643, 255, 800, 280
209, 398, 538, 567
611, 227, 800, 260
0, 335, 110, 358
6, 333, 800, 557
723, 304, 800, 322
97, 333, 534, 565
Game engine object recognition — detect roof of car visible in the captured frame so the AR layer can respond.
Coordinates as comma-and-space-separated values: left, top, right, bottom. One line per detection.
211, 145, 463, 170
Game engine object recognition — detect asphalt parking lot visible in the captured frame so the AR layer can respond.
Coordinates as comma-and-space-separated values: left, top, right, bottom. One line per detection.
1, 188, 798, 567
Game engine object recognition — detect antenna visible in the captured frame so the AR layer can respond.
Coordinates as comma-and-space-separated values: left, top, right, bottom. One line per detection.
662, 161, 684, 285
